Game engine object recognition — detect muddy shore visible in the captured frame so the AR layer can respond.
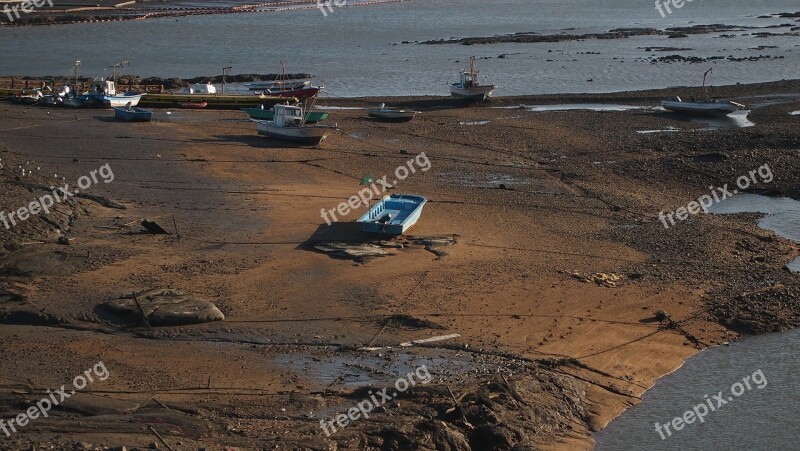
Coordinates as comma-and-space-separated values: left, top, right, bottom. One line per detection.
1, 80, 799, 450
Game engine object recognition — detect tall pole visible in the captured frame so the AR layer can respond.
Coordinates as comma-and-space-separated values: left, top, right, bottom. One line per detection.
222, 66, 232, 94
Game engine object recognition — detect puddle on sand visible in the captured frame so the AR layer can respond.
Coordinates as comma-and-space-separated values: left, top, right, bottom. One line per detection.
709, 194, 800, 272
690, 111, 754, 129
459, 120, 491, 126
441, 171, 531, 188
637, 126, 682, 134
494, 103, 653, 112
791, 110, 800, 116
273, 349, 476, 387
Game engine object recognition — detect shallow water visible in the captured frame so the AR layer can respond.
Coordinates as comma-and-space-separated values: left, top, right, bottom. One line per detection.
594, 327, 800, 450
708, 194, 800, 271
1, 0, 798, 97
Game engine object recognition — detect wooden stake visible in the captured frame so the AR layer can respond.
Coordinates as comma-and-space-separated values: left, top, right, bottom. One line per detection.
173, 216, 181, 242
132, 292, 152, 329
148, 425, 175, 451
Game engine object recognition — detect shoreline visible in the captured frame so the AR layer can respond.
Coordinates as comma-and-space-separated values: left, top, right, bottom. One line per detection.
0, 80, 798, 450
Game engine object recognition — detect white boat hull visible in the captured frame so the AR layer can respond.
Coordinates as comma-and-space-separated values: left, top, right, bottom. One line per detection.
255, 120, 335, 145
367, 108, 418, 122
103, 94, 144, 108
661, 100, 741, 117
449, 83, 496, 100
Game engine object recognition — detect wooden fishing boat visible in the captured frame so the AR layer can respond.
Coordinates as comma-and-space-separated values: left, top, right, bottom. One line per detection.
357, 194, 428, 236
242, 107, 329, 123
249, 61, 321, 99
114, 104, 153, 122
254, 104, 336, 145
246, 80, 310, 91
367, 103, 418, 122
139, 84, 291, 110
449, 56, 497, 100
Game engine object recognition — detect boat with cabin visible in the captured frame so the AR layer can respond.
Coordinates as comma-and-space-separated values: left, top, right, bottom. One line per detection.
357, 194, 428, 236
242, 106, 329, 123
449, 56, 497, 100
253, 103, 337, 145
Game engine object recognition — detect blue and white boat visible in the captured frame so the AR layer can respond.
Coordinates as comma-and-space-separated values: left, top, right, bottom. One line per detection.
79, 79, 144, 108
357, 194, 427, 236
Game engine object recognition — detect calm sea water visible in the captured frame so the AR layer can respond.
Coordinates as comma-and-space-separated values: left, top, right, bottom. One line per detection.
594, 327, 800, 450
0, 0, 798, 96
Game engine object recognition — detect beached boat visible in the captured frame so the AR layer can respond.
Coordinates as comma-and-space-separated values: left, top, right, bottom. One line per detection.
357, 194, 428, 236
661, 68, 745, 117
249, 61, 322, 99
246, 80, 310, 91
661, 97, 744, 117
449, 56, 497, 100
253, 104, 337, 145
242, 106, 329, 123
78, 79, 144, 108
367, 103, 418, 122
178, 101, 208, 109
114, 104, 153, 122
139, 83, 290, 109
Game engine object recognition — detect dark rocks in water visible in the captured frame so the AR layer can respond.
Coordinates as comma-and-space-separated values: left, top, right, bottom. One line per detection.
106, 288, 225, 326
667, 33, 689, 38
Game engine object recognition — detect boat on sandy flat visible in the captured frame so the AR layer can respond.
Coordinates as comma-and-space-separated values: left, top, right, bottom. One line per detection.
357, 194, 427, 236
246, 80, 310, 91
114, 104, 153, 122
242, 107, 329, 123
139, 83, 290, 109
253, 104, 337, 145
661, 97, 744, 117
367, 103, 418, 122
178, 101, 208, 109
449, 56, 497, 100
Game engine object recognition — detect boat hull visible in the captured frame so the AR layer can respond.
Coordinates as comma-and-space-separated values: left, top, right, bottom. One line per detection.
367, 109, 418, 122
254, 120, 335, 145
243, 108, 329, 123
139, 94, 292, 110
103, 94, 144, 108
449, 83, 496, 100
259, 87, 321, 99
357, 194, 427, 236
114, 107, 153, 122
661, 100, 740, 117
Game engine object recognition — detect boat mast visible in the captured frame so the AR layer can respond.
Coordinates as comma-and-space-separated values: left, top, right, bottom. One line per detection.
702, 67, 712, 99
222, 66, 232, 94
109, 60, 129, 81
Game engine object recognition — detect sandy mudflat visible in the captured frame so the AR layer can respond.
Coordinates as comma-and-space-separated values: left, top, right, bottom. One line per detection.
0, 81, 799, 450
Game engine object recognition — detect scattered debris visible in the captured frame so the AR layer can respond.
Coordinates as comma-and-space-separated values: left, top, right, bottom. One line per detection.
567, 271, 623, 287
312, 242, 396, 262
141, 220, 171, 235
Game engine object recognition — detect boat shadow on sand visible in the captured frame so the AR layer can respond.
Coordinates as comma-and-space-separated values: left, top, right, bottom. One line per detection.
300, 223, 458, 263
192, 134, 324, 148
653, 111, 754, 129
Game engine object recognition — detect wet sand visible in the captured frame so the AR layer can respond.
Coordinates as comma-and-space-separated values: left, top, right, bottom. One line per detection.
1, 80, 799, 450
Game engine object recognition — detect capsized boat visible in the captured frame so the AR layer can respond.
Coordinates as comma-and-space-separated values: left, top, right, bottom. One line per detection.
661, 97, 744, 117
253, 104, 337, 145
357, 194, 428, 236
449, 56, 497, 100
242, 106, 329, 123
367, 103, 418, 122
114, 103, 153, 122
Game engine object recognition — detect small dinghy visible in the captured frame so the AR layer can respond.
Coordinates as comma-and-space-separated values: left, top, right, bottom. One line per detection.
367, 103, 418, 122
114, 103, 153, 122
661, 68, 745, 117
449, 56, 497, 100
178, 101, 208, 109
661, 97, 744, 117
253, 104, 337, 145
357, 194, 427, 236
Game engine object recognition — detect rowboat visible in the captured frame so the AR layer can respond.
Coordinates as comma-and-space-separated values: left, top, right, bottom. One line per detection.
357, 194, 428, 236
449, 56, 497, 100
367, 103, 418, 122
178, 101, 208, 109
661, 97, 744, 117
114, 104, 153, 122
253, 104, 337, 145
242, 107, 329, 123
